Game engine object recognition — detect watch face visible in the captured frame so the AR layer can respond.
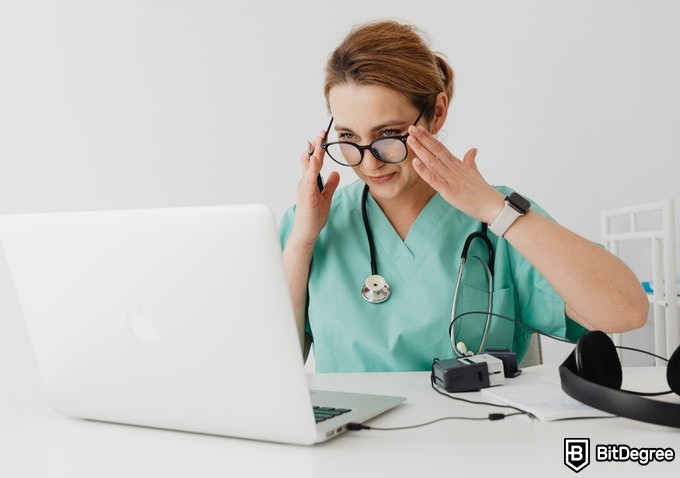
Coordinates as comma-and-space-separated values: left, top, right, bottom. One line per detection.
508, 192, 530, 213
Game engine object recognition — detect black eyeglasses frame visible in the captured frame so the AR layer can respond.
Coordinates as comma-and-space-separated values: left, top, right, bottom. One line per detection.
321, 111, 424, 167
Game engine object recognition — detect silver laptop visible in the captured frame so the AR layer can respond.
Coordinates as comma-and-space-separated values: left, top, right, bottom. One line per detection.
0, 204, 405, 445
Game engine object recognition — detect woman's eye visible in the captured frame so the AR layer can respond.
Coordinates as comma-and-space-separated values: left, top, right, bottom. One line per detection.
382, 129, 398, 137
338, 132, 355, 141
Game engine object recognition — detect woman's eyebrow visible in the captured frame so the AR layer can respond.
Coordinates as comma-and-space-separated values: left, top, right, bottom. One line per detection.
334, 118, 409, 134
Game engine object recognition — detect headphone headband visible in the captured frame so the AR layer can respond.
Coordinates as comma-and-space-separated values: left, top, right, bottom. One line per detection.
559, 338, 680, 428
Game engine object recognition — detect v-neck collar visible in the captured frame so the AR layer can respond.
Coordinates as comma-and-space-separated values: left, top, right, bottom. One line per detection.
363, 192, 451, 275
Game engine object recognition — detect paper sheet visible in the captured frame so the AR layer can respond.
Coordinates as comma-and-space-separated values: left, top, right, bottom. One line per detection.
480, 375, 613, 421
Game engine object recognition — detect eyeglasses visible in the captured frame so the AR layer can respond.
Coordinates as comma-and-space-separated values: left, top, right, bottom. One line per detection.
321, 111, 424, 167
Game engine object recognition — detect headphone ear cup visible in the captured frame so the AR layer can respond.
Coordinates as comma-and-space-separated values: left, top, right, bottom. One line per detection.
667, 346, 680, 396
574, 330, 623, 389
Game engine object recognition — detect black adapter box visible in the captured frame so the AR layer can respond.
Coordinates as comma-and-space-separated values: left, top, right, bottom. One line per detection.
432, 354, 505, 392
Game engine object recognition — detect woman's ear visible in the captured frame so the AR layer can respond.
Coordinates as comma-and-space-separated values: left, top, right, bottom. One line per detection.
430, 92, 449, 134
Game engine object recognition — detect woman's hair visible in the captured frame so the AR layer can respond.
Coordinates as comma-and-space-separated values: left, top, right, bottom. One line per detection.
324, 20, 454, 121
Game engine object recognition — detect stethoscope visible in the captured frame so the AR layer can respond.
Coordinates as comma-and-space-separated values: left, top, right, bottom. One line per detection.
360, 184, 391, 303
449, 224, 495, 357
360, 183, 495, 356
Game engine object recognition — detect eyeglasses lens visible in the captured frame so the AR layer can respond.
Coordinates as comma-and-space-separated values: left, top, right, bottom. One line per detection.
371, 139, 407, 163
325, 139, 407, 166
332, 143, 361, 166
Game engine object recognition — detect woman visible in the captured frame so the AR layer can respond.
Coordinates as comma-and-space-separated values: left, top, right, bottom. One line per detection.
280, 19, 647, 372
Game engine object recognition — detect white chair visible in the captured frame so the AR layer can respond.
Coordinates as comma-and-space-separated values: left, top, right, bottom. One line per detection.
518, 333, 543, 368
600, 199, 678, 365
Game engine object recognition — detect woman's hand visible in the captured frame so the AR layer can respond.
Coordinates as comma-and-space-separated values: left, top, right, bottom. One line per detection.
290, 131, 340, 246
283, 132, 340, 354
407, 125, 505, 224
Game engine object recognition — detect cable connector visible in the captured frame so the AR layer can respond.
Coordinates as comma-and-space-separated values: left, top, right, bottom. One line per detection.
347, 422, 370, 431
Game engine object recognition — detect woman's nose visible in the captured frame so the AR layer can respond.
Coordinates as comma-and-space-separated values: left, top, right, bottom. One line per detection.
361, 149, 383, 170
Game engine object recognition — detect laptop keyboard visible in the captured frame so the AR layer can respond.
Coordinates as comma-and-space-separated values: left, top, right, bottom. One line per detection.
313, 406, 352, 423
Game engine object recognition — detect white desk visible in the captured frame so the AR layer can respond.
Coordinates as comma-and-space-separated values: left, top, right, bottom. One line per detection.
1, 364, 679, 477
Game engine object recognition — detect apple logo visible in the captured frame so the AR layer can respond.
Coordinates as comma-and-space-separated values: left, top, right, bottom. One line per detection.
127, 302, 161, 344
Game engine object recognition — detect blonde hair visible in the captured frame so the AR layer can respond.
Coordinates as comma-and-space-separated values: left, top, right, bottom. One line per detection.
324, 20, 454, 120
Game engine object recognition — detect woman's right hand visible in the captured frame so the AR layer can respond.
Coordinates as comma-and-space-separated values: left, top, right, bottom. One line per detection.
290, 131, 340, 246
284, 132, 340, 353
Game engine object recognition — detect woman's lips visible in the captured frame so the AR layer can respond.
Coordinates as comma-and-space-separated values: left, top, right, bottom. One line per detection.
368, 173, 395, 184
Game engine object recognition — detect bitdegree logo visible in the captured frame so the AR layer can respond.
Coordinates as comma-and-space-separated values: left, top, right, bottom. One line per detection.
565, 439, 676, 472
565, 438, 590, 472
596, 444, 675, 466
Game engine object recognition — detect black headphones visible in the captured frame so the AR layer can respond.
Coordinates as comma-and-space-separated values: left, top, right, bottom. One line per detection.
559, 330, 680, 428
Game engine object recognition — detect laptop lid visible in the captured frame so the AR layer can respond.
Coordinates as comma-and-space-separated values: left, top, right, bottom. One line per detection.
0, 204, 404, 445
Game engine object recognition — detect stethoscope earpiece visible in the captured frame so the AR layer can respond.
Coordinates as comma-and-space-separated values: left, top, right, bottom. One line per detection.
455, 341, 474, 357
362, 274, 391, 303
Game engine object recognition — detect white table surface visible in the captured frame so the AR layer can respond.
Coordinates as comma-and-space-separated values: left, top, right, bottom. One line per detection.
2, 360, 679, 478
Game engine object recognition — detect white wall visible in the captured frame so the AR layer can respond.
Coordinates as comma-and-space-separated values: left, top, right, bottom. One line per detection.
1, 0, 679, 371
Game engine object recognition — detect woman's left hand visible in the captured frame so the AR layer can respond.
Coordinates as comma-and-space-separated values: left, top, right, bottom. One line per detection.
407, 125, 505, 224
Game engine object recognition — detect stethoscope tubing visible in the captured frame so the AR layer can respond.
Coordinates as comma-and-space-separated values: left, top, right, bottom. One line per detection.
361, 184, 379, 277
450, 255, 494, 356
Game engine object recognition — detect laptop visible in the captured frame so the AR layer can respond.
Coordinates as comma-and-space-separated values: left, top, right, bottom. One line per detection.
0, 204, 405, 445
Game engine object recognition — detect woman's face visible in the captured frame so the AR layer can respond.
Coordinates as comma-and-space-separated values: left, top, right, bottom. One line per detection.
327, 83, 431, 203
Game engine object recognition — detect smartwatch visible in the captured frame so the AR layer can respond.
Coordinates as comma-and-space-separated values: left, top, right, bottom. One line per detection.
488, 192, 531, 237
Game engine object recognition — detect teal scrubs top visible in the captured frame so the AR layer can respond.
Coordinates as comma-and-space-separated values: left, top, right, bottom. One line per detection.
279, 180, 587, 372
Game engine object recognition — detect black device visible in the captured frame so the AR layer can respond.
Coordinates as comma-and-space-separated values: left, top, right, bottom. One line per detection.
484, 348, 522, 378
432, 354, 505, 392
559, 330, 680, 428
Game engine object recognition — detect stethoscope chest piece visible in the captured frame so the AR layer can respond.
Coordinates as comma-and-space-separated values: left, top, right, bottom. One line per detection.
361, 274, 391, 303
